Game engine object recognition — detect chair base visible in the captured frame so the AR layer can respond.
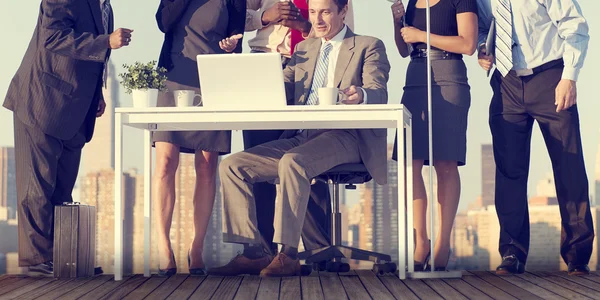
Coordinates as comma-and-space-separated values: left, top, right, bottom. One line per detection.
299, 245, 392, 264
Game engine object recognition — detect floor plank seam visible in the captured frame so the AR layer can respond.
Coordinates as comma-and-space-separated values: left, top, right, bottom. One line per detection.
525, 272, 593, 298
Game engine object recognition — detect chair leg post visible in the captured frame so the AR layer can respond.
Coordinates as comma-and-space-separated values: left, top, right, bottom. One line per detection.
332, 182, 342, 246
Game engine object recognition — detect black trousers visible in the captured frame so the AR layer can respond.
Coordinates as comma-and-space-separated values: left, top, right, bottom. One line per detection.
241, 129, 332, 255
489, 61, 594, 265
14, 116, 88, 266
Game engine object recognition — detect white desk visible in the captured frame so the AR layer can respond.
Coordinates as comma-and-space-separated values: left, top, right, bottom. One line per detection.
113, 104, 415, 280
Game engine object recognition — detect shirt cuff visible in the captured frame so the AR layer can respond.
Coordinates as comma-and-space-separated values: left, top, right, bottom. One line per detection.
246, 9, 265, 30
360, 87, 368, 104
562, 66, 580, 82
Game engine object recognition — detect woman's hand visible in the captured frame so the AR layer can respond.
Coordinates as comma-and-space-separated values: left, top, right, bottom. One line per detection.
400, 26, 425, 43
391, 1, 405, 26
219, 34, 243, 52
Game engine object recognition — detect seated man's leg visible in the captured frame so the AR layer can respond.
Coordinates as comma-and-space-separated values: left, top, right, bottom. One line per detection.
209, 137, 300, 275
261, 130, 362, 276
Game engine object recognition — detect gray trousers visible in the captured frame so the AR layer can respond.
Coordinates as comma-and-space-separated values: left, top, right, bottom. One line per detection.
220, 129, 361, 247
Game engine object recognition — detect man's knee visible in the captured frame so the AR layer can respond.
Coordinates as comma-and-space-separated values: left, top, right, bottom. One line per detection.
278, 152, 308, 174
219, 153, 252, 179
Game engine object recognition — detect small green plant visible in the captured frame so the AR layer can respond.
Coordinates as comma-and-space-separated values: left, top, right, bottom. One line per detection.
118, 61, 168, 94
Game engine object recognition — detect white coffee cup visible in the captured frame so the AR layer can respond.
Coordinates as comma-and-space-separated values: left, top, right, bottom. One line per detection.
318, 87, 344, 105
174, 90, 202, 107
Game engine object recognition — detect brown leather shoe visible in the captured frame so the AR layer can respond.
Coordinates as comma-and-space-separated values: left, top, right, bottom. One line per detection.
259, 253, 301, 277
207, 254, 271, 276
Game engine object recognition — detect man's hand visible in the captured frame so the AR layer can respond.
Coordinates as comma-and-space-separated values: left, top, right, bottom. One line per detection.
400, 26, 425, 43
341, 86, 364, 104
391, 1, 406, 26
555, 79, 577, 112
478, 44, 494, 72
109, 28, 133, 49
262, 1, 300, 25
219, 34, 243, 52
280, 19, 311, 35
96, 98, 106, 118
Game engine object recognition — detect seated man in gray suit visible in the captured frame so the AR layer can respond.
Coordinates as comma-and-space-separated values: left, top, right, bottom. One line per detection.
210, 0, 390, 277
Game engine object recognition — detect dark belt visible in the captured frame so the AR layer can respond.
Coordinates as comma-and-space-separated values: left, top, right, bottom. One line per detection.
513, 59, 564, 77
410, 49, 462, 61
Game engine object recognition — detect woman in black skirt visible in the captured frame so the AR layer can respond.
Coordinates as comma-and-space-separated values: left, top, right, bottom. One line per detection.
390, 0, 477, 271
153, 0, 245, 276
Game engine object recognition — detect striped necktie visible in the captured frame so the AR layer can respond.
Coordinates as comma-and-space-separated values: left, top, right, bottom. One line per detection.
306, 43, 333, 105
102, 0, 111, 87
495, 0, 513, 77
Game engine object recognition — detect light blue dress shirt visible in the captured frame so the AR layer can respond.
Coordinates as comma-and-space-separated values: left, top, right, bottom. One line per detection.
477, 0, 589, 81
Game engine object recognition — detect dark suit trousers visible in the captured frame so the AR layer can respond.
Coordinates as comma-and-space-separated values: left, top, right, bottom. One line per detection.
489, 62, 594, 265
14, 114, 87, 266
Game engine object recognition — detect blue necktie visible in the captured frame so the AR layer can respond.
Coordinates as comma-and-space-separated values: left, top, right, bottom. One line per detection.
495, 0, 513, 77
102, 0, 111, 87
306, 43, 333, 105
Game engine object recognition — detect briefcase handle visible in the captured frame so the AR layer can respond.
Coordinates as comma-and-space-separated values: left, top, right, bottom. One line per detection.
62, 202, 81, 206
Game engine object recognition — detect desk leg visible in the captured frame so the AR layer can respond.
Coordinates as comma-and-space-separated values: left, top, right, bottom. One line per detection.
114, 113, 124, 281
397, 116, 406, 280
143, 130, 153, 277
406, 118, 414, 274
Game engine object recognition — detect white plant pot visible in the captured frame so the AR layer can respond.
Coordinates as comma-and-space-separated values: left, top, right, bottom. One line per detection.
132, 89, 159, 108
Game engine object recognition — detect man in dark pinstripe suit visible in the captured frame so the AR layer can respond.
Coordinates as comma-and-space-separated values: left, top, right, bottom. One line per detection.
3, 0, 132, 276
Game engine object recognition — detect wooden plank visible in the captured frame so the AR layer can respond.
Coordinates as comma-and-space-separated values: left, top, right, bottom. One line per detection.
355, 270, 394, 300
211, 276, 242, 300
0, 277, 35, 296
471, 271, 542, 300
423, 279, 468, 300
338, 270, 356, 276
166, 276, 206, 300
122, 276, 168, 300
566, 273, 600, 285
35, 277, 95, 299
378, 275, 419, 300
319, 273, 347, 300
300, 276, 324, 300
188, 275, 224, 300
493, 273, 566, 300
404, 279, 443, 300
529, 272, 600, 299
57, 275, 114, 300
515, 273, 590, 300
0, 277, 55, 299
255, 277, 280, 300
233, 276, 261, 300
338, 276, 370, 300
97, 275, 150, 300
14, 278, 75, 300
279, 277, 301, 300
443, 278, 494, 300
543, 271, 600, 292
145, 274, 189, 300
78, 276, 138, 300
461, 274, 516, 300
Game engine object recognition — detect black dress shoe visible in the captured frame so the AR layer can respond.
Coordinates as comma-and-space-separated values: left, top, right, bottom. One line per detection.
568, 263, 590, 276
28, 261, 53, 277
496, 254, 525, 275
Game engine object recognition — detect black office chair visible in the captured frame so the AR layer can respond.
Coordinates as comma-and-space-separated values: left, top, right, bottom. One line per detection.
298, 163, 397, 274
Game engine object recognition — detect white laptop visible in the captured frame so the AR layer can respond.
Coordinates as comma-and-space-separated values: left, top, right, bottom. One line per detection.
196, 53, 288, 110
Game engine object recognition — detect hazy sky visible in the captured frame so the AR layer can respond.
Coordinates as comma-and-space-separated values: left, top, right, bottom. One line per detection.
0, 0, 599, 211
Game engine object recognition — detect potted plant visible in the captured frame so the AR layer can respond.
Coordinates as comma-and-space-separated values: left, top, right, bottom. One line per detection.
119, 61, 167, 108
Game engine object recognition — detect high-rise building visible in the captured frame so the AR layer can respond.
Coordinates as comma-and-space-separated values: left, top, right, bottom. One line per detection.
481, 144, 495, 208
536, 172, 557, 198
80, 61, 118, 176
80, 169, 138, 274
0, 147, 16, 221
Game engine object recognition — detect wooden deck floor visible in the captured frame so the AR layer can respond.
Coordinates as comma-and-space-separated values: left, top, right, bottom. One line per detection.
2, 270, 600, 300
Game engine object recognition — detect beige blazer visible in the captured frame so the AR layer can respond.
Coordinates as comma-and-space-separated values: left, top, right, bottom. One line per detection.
281, 29, 391, 184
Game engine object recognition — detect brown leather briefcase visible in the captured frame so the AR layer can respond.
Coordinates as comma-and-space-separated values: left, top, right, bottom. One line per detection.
53, 202, 96, 278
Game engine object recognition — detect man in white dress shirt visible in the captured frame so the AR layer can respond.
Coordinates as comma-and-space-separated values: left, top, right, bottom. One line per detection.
210, 0, 390, 277
477, 0, 593, 275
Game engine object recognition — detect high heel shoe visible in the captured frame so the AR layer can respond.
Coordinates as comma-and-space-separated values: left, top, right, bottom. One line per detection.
426, 249, 451, 272
158, 253, 177, 277
188, 250, 207, 276
413, 239, 431, 271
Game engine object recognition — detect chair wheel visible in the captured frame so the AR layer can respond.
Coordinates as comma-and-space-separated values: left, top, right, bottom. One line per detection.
372, 263, 396, 275
313, 261, 326, 271
326, 261, 341, 272
300, 265, 312, 276
339, 263, 350, 273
